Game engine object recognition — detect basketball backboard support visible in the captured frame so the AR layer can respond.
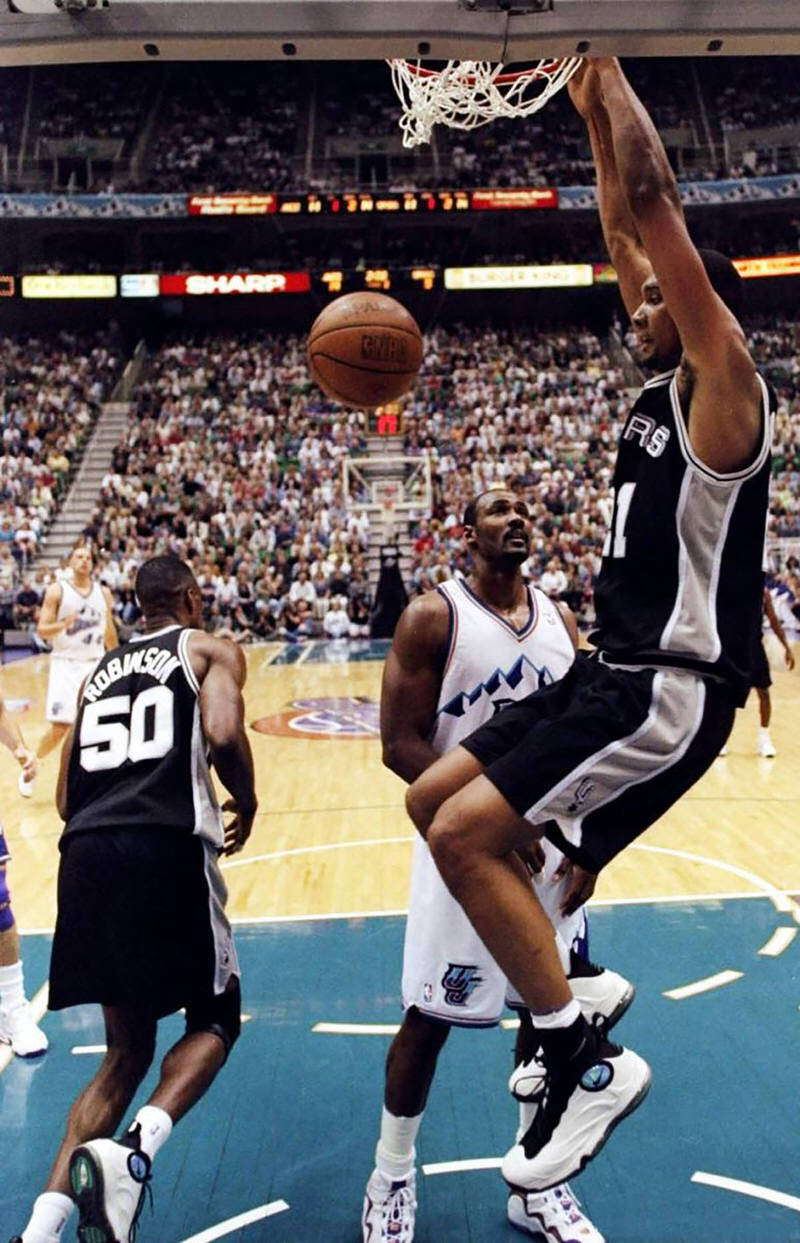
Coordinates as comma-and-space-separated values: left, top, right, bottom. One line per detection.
2, 0, 800, 67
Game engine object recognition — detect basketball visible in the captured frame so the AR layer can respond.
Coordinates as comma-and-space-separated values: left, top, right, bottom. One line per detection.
307, 291, 423, 408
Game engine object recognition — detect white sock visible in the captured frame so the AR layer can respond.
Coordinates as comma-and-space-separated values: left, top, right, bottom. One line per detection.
759, 727, 772, 741
0, 959, 26, 1012
22, 1191, 75, 1242
531, 998, 581, 1029
375, 1106, 421, 1180
130, 1104, 173, 1161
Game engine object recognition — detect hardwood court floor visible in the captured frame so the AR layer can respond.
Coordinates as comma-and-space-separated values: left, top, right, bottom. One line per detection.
3, 640, 800, 932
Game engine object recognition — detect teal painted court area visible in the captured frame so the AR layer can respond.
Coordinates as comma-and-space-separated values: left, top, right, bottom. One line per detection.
3, 899, 800, 1243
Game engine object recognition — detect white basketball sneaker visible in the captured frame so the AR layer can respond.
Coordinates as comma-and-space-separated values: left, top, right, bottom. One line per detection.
503, 1031, 651, 1191
757, 732, 776, 757
567, 951, 635, 1032
17, 770, 34, 799
0, 1001, 48, 1058
507, 1182, 605, 1242
362, 1168, 417, 1242
70, 1138, 151, 1243
509, 954, 634, 1102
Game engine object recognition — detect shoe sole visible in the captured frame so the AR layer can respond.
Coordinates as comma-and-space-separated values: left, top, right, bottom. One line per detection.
0, 1032, 48, 1059
70, 1147, 117, 1243
597, 981, 635, 1033
505, 1064, 653, 1193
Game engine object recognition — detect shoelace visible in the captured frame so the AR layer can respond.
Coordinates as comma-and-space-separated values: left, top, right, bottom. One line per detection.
129, 1173, 154, 1243
539, 1184, 586, 1227
383, 1183, 416, 1241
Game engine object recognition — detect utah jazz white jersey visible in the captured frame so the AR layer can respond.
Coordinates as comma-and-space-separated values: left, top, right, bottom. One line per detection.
52, 577, 107, 662
402, 578, 583, 1026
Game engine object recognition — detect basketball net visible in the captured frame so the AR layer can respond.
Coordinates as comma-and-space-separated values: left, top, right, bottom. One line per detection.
388, 57, 582, 148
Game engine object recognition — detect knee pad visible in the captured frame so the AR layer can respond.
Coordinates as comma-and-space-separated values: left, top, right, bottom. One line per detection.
184, 976, 241, 1060
0, 865, 14, 933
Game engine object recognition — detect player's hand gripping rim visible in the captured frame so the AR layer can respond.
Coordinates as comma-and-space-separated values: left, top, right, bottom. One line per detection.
220, 798, 256, 856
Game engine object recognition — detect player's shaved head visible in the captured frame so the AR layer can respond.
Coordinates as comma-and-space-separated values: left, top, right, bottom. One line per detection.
135, 555, 197, 616
463, 488, 518, 529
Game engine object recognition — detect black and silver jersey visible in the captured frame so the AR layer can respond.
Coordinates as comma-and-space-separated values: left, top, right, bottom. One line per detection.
590, 368, 774, 704
64, 625, 223, 844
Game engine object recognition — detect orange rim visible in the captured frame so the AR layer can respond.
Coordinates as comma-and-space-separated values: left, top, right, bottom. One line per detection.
394, 59, 565, 86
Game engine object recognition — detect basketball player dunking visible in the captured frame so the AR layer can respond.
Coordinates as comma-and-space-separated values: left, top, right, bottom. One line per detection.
403, 59, 773, 1191
10, 555, 257, 1243
20, 539, 117, 799
362, 490, 633, 1243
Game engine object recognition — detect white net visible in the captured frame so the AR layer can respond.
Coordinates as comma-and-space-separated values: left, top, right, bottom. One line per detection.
388, 57, 582, 148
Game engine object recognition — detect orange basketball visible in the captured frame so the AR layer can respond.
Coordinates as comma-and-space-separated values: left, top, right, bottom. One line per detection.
307, 291, 423, 409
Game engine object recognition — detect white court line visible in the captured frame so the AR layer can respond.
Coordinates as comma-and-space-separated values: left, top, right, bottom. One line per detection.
663, 969, 743, 1001
221, 837, 414, 870
261, 644, 287, 667
423, 1157, 502, 1176
293, 642, 316, 666
313, 1022, 400, 1036
18, 891, 792, 936
0, 980, 48, 1076
177, 1201, 290, 1243
692, 1171, 800, 1213
758, 926, 797, 956
71, 1013, 254, 1056
500, 1018, 521, 1031
631, 842, 800, 922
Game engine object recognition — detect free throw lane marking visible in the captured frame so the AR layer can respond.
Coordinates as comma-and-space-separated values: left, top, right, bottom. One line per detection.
663, 969, 743, 1000
423, 1158, 503, 1176
313, 1022, 400, 1035
177, 1201, 290, 1243
758, 926, 797, 956
692, 1172, 800, 1213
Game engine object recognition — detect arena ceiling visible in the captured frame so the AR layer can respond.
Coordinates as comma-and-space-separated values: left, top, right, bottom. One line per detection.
1, 0, 800, 66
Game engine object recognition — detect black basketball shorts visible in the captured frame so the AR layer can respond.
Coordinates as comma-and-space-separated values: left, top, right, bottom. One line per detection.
750, 637, 771, 690
460, 653, 737, 874
49, 828, 239, 1022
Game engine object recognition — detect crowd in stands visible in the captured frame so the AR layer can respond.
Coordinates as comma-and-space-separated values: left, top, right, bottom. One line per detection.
139, 65, 301, 194
0, 329, 122, 632
3, 317, 800, 647
1, 55, 799, 196
35, 66, 151, 151
81, 334, 374, 641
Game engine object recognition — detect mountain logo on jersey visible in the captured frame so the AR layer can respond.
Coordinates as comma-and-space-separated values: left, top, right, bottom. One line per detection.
438, 654, 553, 719
252, 696, 379, 739
441, 964, 483, 1006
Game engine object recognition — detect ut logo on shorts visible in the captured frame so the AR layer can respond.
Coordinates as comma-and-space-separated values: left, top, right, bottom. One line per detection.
441, 963, 483, 1006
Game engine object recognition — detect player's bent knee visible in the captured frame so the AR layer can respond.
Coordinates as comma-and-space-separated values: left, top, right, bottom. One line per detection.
0, 867, 15, 933
427, 812, 471, 886
185, 975, 242, 1061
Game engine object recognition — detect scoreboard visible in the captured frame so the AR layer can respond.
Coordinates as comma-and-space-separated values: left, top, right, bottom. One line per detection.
186, 188, 558, 216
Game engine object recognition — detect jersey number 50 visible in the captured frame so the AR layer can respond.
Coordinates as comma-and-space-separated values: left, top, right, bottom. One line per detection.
79, 687, 175, 771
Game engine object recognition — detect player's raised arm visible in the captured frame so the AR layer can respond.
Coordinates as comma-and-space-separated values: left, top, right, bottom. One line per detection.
594, 57, 762, 474
568, 60, 651, 318
380, 591, 451, 785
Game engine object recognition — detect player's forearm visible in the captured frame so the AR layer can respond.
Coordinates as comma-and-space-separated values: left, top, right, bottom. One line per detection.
382, 735, 440, 785
0, 705, 26, 757
587, 105, 642, 263
37, 616, 70, 639
210, 731, 258, 816
597, 60, 683, 218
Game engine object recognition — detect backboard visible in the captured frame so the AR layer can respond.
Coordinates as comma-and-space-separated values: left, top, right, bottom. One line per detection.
2, 0, 800, 67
